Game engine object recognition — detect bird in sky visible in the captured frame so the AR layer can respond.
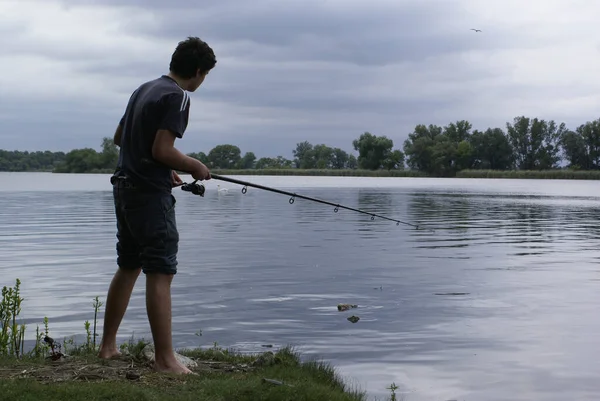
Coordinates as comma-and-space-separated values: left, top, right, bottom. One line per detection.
470, 28, 482, 32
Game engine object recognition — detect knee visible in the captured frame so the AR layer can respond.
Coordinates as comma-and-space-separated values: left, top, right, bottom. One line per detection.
142, 263, 178, 276
118, 266, 142, 275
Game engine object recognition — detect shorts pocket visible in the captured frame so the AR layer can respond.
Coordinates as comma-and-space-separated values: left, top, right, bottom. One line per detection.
162, 194, 177, 214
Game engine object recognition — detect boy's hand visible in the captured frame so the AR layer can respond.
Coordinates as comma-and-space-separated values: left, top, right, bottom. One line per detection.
192, 161, 211, 181
172, 171, 184, 187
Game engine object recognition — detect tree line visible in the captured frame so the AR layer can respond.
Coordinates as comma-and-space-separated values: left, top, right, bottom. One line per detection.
1, 115, 599, 175
402, 117, 600, 176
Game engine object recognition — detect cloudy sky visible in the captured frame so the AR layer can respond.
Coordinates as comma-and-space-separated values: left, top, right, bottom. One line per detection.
1, 0, 599, 159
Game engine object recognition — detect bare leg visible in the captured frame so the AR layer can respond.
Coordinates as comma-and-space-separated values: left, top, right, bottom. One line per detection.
98, 267, 141, 359
146, 272, 192, 374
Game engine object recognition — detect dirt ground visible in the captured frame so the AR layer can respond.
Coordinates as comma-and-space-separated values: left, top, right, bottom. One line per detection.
0, 354, 252, 385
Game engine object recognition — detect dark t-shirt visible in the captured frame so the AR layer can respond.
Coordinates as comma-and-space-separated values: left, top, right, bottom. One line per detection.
115, 75, 190, 193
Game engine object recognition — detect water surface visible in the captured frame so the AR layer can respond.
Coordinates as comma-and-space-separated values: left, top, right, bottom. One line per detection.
1, 172, 600, 401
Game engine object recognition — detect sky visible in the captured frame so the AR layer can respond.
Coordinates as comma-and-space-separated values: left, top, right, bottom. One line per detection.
1, 0, 599, 159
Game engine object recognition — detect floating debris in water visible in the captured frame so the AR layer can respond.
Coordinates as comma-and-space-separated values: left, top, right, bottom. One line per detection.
434, 292, 470, 296
347, 315, 360, 323
337, 304, 358, 312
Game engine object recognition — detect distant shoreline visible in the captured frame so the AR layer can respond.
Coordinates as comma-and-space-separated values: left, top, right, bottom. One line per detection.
3, 168, 600, 180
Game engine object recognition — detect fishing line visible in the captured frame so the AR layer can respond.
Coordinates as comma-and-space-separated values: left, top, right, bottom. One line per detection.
181, 174, 430, 231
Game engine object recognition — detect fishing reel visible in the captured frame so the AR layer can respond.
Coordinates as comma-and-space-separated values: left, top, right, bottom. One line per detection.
181, 180, 205, 197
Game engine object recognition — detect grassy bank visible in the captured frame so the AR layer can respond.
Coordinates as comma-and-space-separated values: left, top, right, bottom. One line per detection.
43, 168, 427, 177
0, 345, 372, 401
209, 168, 425, 177
0, 279, 399, 401
215, 168, 600, 180
456, 169, 600, 180
39, 167, 600, 180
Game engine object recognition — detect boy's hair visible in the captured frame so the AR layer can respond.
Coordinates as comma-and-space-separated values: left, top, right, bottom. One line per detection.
169, 37, 217, 79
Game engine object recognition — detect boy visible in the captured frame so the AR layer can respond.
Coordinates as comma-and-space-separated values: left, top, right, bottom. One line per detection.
98, 37, 216, 374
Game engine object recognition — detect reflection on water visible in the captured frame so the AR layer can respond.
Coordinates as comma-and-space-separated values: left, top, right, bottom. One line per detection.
1, 173, 600, 401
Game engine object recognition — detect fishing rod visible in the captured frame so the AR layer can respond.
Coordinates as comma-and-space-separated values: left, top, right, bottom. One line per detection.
181, 174, 426, 230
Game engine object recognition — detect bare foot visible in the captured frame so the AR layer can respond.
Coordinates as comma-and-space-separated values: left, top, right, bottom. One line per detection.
153, 359, 195, 375
98, 347, 122, 360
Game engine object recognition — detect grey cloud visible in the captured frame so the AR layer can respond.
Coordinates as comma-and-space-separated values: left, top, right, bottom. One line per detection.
59, 0, 236, 9
74, 47, 501, 117
63, 0, 530, 66
143, 6, 513, 66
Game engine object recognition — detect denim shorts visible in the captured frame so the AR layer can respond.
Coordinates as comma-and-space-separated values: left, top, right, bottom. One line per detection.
112, 181, 179, 275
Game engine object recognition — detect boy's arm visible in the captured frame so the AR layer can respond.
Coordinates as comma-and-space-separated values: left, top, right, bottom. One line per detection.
153, 129, 204, 173
151, 91, 204, 173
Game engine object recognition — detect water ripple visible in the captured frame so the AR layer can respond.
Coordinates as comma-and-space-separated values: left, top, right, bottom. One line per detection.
2, 173, 600, 400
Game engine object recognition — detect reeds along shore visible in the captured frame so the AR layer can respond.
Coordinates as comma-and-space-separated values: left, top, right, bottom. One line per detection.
6, 167, 600, 179
185, 168, 600, 180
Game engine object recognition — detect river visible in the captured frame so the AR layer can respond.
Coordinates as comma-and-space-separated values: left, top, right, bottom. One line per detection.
1, 172, 599, 400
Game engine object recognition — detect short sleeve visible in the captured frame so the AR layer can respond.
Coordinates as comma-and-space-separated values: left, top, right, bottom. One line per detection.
119, 87, 139, 127
158, 91, 190, 139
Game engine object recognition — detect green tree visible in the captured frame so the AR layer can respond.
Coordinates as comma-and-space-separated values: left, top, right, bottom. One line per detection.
346, 154, 358, 169
207, 144, 242, 169
560, 129, 589, 169
382, 150, 405, 170
237, 152, 257, 169
579, 119, 600, 168
404, 121, 477, 176
255, 156, 293, 169
559, 119, 600, 170
352, 132, 398, 170
468, 128, 513, 170
403, 124, 443, 173
454, 140, 474, 171
439, 120, 474, 174
293, 141, 315, 169
331, 148, 350, 169
99, 137, 118, 170
443, 120, 472, 143
312, 144, 334, 169
429, 135, 458, 176
187, 151, 209, 164
506, 116, 565, 170
0, 150, 66, 172
56, 148, 101, 173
